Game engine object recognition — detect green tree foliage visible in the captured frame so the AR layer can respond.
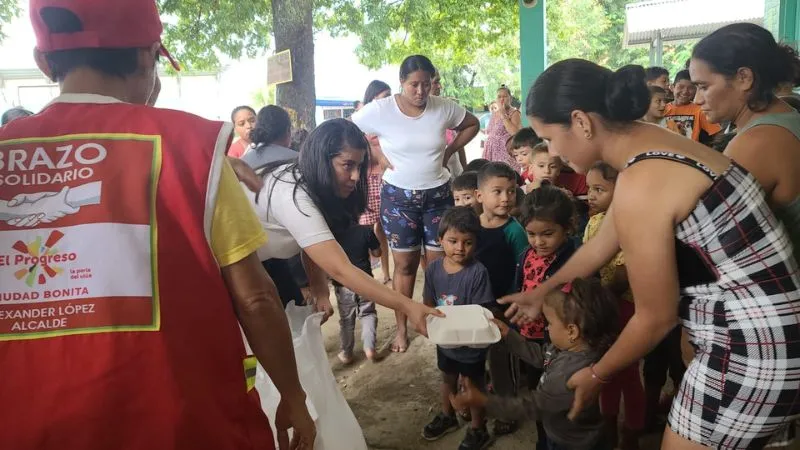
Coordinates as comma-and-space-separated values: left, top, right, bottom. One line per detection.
319, 0, 521, 108
0, 0, 20, 41
325, 0, 693, 107
0, 0, 698, 110
547, 0, 694, 78
158, 0, 273, 71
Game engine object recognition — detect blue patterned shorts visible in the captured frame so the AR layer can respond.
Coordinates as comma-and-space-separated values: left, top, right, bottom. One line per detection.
380, 181, 453, 252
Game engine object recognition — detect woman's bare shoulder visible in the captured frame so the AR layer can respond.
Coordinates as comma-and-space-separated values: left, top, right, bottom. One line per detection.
627, 128, 732, 175
617, 135, 730, 223
729, 124, 800, 159
727, 125, 800, 200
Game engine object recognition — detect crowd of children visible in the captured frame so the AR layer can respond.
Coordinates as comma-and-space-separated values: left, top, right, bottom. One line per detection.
328, 64, 725, 450
419, 147, 625, 450
412, 64, 708, 450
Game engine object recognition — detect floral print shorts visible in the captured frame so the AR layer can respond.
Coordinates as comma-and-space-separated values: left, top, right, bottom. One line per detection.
380, 181, 453, 252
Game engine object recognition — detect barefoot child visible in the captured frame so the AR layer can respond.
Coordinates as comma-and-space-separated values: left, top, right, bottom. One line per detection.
333, 224, 382, 364
451, 278, 618, 450
584, 162, 645, 449
421, 206, 494, 449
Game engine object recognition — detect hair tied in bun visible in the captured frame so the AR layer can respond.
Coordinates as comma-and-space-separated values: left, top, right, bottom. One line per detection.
604, 65, 650, 122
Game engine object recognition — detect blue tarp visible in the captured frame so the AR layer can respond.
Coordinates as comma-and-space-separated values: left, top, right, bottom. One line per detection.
316, 99, 356, 107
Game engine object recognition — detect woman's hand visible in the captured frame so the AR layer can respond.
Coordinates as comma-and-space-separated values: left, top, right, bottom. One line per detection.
449, 377, 488, 412
565, 366, 603, 421
498, 290, 546, 326
312, 297, 334, 324
405, 301, 444, 337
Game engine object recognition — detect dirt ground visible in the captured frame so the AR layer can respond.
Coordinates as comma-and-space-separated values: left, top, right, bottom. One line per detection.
316, 263, 675, 450
317, 262, 800, 450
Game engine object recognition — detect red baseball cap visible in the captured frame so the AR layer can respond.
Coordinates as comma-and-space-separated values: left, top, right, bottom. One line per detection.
30, 0, 180, 71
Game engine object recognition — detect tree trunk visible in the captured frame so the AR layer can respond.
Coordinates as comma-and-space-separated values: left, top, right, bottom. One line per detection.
271, 0, 316, 129
468, 69, 477, 87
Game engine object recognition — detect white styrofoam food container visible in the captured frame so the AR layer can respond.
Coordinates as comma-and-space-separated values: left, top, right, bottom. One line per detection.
426, 305, 501, 349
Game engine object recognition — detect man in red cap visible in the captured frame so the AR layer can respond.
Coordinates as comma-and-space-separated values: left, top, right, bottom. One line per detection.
0, 1, 315, 449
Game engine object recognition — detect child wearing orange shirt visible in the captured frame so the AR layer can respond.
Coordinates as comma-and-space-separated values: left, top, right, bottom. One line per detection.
664, 70, 721, 144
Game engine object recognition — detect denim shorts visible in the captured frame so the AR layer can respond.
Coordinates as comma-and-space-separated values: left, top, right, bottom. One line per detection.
380, 181, 453, 252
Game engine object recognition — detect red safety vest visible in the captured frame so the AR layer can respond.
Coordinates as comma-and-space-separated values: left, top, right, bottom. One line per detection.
0, 94, 274, 450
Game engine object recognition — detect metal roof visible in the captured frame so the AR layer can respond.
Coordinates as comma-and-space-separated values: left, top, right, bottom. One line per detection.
624, 0, 765, 47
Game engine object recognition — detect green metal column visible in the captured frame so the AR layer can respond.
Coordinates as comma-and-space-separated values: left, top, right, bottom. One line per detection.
519, 0, 547, 124
780, 0, 800, 46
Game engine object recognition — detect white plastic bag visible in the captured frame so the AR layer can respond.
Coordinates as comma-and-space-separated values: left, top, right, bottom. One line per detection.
252, 302, 368, 450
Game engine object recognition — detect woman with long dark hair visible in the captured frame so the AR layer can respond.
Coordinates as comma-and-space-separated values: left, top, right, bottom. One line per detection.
241, 105, 298, 169
363, 80, 391, 106
245, 119, 440, 336
352, 55, 480, 352
501, 58, 800, 449
359, 80, 393, 285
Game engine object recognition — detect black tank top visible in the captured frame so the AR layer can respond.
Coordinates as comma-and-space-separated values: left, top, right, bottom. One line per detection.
626, 152, 719, 288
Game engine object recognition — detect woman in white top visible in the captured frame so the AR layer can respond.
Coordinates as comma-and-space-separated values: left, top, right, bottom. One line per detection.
245, 118, 440, 338
352, 55, 479, 352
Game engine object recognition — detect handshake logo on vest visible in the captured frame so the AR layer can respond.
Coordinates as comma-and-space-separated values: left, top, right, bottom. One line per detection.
0, 182, 102, 228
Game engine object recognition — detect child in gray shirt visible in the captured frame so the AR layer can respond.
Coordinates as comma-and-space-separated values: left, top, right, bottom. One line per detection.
451, 278, 619, 450
421, 206, 495, 450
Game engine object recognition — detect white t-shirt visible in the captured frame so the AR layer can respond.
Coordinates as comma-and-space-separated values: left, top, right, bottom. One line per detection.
352, 95, 467, 190
242, 164, 334, 260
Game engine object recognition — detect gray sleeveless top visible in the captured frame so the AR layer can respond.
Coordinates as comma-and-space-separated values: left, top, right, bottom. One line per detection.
738, 112, 800, 261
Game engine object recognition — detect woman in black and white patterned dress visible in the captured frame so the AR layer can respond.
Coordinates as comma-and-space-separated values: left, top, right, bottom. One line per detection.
503, 58, 800, 449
